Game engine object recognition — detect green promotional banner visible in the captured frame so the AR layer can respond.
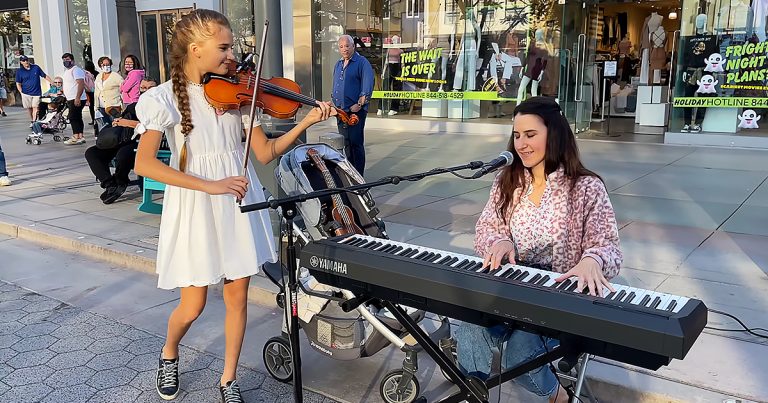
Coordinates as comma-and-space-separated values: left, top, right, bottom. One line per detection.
372, 90, 516, 101
672, 97, 768, 108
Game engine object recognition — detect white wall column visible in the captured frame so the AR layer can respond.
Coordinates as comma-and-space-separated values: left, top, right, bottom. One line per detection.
28, 0, 71, 86
88, 0, 121, 64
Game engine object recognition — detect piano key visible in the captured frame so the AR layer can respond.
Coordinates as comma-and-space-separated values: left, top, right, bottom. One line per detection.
379, 244, 396, 253
435, 255, 452, 265
639, 295, 651, 307
528, 273, 542, 284
650, 296, 662, 309
612, 289, 626, 302
555, 279, 571, 290
413, 251, 429, 260
566, 281, 579, 292
536, 275, 551, 286
666, 300, 678, 312
494, 265, 512, 277
505, 268, 521, 279
515, 271, 531, 282
454, 259, 470, 270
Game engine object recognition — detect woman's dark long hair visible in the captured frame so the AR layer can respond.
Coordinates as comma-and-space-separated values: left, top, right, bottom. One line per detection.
122, 54, 143, 72
496, 96, 600, 222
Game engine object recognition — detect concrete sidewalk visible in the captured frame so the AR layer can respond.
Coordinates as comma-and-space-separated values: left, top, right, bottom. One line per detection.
1, 106, 768, 402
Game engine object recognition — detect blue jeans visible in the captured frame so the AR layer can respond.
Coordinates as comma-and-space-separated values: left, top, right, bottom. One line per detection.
337, 109, 367, 175
456, 323, 559, 399
0, 142, 7, 177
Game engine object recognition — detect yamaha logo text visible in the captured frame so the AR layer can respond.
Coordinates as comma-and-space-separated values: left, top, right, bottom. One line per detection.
309, 255, 348, 275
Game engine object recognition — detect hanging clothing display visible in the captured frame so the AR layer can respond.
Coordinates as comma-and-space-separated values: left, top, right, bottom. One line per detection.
754, 0, 768, 41
523, 44, 548, 80
649, 28, 667, 70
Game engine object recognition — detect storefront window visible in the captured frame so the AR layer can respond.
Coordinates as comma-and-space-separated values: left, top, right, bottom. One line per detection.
304, 0, 563, 123
0, 10, 32, 105
671, 0, 768, 135
222, 0, 260, 59
67, 0, 92, 67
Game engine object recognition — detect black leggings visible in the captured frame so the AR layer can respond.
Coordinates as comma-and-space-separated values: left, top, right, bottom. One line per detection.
67, 100, 85, 135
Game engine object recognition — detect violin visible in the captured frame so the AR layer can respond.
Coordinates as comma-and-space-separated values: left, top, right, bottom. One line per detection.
201, 62, 359, 126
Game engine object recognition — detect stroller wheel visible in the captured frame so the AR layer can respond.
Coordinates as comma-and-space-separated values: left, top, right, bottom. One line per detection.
33, 138, 42, 145
380, 369, 420, 403
276, 292, 285, 309
263, 336, 293, 383
53, 135, 61, 142
25, 137, 31, 144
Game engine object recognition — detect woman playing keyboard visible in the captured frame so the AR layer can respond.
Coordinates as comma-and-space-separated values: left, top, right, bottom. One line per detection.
457, 96, 623, 403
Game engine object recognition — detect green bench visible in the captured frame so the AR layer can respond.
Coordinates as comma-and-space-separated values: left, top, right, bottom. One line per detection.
138, 150, 172, 214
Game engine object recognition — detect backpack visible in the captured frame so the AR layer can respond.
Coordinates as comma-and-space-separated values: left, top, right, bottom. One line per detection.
83, 70, 95, 92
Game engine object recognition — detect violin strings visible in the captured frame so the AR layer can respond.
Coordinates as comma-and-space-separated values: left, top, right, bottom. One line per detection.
234, 76, 319, 106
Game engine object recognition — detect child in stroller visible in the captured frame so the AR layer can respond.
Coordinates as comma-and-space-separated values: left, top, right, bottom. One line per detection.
27, 95, 69, 145
260, 143, 452, 403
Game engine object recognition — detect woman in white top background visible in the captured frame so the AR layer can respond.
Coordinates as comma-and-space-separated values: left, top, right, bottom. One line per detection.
94, 56, 123, 118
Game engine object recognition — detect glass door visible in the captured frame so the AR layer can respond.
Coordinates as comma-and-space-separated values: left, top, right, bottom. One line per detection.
559, 0, 598, 133
139, 8, 193, 82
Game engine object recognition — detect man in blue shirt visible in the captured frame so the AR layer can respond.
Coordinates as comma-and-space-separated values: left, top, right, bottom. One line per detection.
15, 55, 53, 122
332, 35, 374, 175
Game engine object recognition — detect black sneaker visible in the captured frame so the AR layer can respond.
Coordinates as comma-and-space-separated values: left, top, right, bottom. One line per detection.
219, 380, 244, 403
1, 112, 6, 116
102, 183, 127, 204
156, 356, 180, 400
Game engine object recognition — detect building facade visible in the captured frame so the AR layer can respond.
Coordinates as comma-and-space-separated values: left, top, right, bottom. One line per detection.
11, 0, 768, 147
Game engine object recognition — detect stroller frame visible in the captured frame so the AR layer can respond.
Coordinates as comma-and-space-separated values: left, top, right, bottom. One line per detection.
260, 143, 451, 403
26, 96, 70, 145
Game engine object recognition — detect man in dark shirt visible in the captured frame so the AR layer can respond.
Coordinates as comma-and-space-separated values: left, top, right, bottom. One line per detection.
15, 55, 53, 123
331, 35, 374, 175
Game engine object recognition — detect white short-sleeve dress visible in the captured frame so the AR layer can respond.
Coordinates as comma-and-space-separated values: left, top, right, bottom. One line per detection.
135, 81, 277, 290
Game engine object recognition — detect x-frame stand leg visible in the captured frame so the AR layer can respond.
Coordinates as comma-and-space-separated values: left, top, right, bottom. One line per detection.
380, 301, 573, 403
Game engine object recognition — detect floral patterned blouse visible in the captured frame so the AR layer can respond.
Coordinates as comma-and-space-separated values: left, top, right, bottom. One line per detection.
512, 181, 555, 267
474, 167, 622, 280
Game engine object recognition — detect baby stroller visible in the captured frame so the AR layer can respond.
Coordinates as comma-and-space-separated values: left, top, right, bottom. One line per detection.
261, 143, 451, 403
26, 96, 69, 145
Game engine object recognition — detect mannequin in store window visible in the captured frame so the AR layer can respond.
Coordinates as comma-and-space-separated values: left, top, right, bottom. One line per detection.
453, 10, 481, 91
680, 14, 717, 133
379, 35, 403, 116
640, 12, 664, 85
425, 25, 454, 92
517, 29, 548, 104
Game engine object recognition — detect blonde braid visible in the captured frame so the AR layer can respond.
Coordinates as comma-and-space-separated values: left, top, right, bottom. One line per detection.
168, 9, 231, 172
170, 66, 193, 172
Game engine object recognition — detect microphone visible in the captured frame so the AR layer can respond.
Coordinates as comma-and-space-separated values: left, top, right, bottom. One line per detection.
236, 54, 254, 73
471, 151, 514, 179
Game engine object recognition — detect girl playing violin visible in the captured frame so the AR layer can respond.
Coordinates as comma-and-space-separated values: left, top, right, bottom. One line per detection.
134, 9, 335, 402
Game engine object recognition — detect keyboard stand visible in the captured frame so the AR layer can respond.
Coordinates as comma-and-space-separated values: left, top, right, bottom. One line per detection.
380, 300, 574, 403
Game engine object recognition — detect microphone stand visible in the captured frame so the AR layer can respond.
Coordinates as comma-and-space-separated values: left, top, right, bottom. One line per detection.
240, 160, 483, 403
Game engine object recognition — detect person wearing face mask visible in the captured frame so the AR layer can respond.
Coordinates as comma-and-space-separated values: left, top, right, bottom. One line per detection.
94, 56, 124, 136
119, 55, 145, 105
61, 53, 88, 145
85, 77, 157, 204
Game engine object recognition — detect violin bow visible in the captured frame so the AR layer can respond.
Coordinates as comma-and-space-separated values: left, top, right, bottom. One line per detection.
240, 20, 270, 204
